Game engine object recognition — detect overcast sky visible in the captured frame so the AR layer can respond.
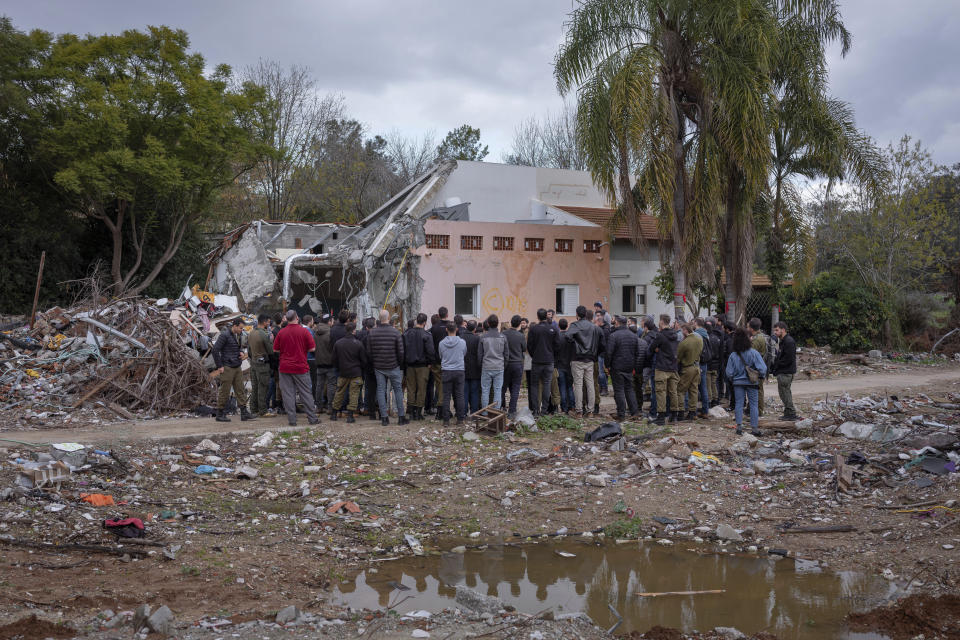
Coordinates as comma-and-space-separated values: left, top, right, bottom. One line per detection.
3, 0, 958, 165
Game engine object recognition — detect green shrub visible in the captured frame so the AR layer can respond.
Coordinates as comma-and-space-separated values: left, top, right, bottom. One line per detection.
783, 271, 885, 352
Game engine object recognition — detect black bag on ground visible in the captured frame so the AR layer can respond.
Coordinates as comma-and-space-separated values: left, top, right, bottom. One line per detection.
584, 422, 622, 442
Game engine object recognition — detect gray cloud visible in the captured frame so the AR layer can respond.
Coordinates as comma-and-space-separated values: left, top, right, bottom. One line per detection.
4, 0, 957, 164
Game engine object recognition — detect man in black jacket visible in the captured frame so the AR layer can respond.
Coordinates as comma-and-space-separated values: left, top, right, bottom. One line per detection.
403, 313, 434, 420
313, 314, 335, 413
771, 321, 799, 420
358, 317, 378, 420
565, 305, 600, 417
500, 315, 526, 419
637, 317, 658, 416
212, 318, 253, 422
527, 308, 560, 416
556, 319, 574, 413
463, 320, 482, 414
606, 316, 639, 419
367, 309, 408, 426
649, 314, 680, 425
706, 318, 724, 407
428, 307, 450, 415
331, 322, 366, 423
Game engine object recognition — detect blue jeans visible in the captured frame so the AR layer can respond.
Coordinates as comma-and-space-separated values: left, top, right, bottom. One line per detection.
465, 378, 481, 414
597, 356, 608, 392
699, 364, 710, 414
375, 368, 405, 418
557, 369, 574, 411
481, 369, 504, 409
648, 369, 657, 415
734, 384, 759, 430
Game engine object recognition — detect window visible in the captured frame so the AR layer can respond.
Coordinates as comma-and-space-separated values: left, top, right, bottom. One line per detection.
555, 284, 580, 316
623, 285, 647, 314
454, 285, 477, 316
425, 234, 449, 249
493, 236, 514, 251
554, 238, 573, 253
460, 235, 483, 250
583, 239, 602, 253
524, 237, 544, 252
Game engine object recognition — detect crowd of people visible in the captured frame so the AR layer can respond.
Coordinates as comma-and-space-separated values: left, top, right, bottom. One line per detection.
210, 301, 799, 435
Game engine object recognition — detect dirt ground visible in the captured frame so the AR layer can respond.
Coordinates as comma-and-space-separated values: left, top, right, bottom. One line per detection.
1, 361, 959, 638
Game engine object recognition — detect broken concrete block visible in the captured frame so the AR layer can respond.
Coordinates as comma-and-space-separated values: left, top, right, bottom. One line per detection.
276, 605, 300, 624
716, 523, 743, 542
454, 585, 504, 614
195, 438, 220, 452
133, 604, 151, 631
868, 350, 883, 359
146, 605, 174, 636
462, 431, 480, 442
585, 474, 607, 487
708, 405, 730, 419
236, 465, 259, 479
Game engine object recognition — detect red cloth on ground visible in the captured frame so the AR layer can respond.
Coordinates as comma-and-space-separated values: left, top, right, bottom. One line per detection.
273, 324, 314, 374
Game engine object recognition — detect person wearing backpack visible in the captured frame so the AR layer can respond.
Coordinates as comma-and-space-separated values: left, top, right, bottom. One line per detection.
771, 321, 799, 420
694, 318, 712, 419
705, 318, 724, 408
747, 318, 768, 417
725, 327, 767, 435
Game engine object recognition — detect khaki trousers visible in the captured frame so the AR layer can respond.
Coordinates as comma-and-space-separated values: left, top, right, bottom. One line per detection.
655, 369, 680, 414
217, 365, 247, 409
333, 377, 363, 413
406, 365, 429, 408
571, 361, 595, 412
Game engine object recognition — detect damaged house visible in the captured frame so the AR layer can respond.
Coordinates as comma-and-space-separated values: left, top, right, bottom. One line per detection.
206, 159, 676, 322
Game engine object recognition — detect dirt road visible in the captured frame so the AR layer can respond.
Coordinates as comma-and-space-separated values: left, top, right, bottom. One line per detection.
4, 366, 959, 447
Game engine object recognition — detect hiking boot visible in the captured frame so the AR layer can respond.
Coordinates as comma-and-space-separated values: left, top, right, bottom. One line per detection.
672, 411, 683, 423
654, 413, 666, 426
735, 425, 743, 435
329, 411, 338, 422
381, 417, 389, 426
443, 419, 450, 428
398, 415, 409, 426
751, 428, 762, 437
697, 411, 709, 420
215, 409, 231, 423
346, 411, 356, 424
240, 407, 254, 422
307, 417, 319, 425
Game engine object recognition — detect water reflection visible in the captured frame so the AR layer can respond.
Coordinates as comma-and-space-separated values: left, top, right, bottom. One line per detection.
331, 541, 896, 639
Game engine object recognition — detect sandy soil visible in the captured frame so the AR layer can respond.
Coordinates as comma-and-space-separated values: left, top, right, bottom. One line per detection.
0, 362, 958, 638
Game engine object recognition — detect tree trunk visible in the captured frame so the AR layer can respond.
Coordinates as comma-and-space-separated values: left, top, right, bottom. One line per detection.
673, 267, 687, 321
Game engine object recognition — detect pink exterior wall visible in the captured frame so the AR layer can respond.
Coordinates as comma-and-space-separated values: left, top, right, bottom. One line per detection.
414, 219, 611, 321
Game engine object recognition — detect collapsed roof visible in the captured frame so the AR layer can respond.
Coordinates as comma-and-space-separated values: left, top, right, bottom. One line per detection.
206, 160, 459, 321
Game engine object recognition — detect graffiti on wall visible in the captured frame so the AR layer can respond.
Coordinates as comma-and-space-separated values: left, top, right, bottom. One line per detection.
481, 288, 527, 316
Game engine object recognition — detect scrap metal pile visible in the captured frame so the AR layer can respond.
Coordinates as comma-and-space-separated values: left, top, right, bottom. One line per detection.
0, 296, 218, 421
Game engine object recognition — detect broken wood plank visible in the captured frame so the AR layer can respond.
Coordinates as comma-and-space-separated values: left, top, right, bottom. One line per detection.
779, 525, 856, 534
72, 362, 132, 408
835, 454, 855, 492
100, 401, 134, 420
637, 589, 726, 597
0, 537, 149, 557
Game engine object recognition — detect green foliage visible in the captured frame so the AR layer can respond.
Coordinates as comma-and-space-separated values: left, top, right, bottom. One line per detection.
783, 270, 884, 352
0, 19, 266, 304
436, 124, 488, 162
603, 517, 642, 539
535, 414, 582, 433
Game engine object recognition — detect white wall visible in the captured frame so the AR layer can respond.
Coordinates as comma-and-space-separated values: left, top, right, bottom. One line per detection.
607, 241, 673, 319
432, 160, 613, 223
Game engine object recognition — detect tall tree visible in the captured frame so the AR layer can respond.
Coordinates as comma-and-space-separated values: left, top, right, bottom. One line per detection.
436, 124, 488, 162
240, 60, 344, 220
294, 119, 395, 223
555, 0, 779, 319
23, 26, 264, 296
384, 129, 438, 185
504, 103, 587, 170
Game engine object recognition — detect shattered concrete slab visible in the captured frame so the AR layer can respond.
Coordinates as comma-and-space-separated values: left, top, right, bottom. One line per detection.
221, 227, 279, 303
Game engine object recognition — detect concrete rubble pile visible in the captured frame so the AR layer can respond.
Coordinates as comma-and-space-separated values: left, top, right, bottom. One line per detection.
0, 295, 223, 423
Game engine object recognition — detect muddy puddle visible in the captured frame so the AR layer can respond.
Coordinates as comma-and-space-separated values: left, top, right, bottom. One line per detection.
332, 541, 900, 639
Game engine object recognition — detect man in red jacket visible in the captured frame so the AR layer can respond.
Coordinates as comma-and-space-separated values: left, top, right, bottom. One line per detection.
273, 310, 319, 426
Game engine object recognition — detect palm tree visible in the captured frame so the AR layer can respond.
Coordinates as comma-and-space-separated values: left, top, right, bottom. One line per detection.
723, 6, 883, 323
556, 1, 780, 319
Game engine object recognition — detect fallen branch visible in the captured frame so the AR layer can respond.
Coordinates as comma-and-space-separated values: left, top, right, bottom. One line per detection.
636, 589, 726, 597
0, 537, 149, 557
778, 525, 856, 534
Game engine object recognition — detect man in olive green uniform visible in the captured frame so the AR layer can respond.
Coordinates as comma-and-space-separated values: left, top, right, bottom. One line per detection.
676, 323, 703, 420
748, 317, 767, 416
247, 314, 275, 416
